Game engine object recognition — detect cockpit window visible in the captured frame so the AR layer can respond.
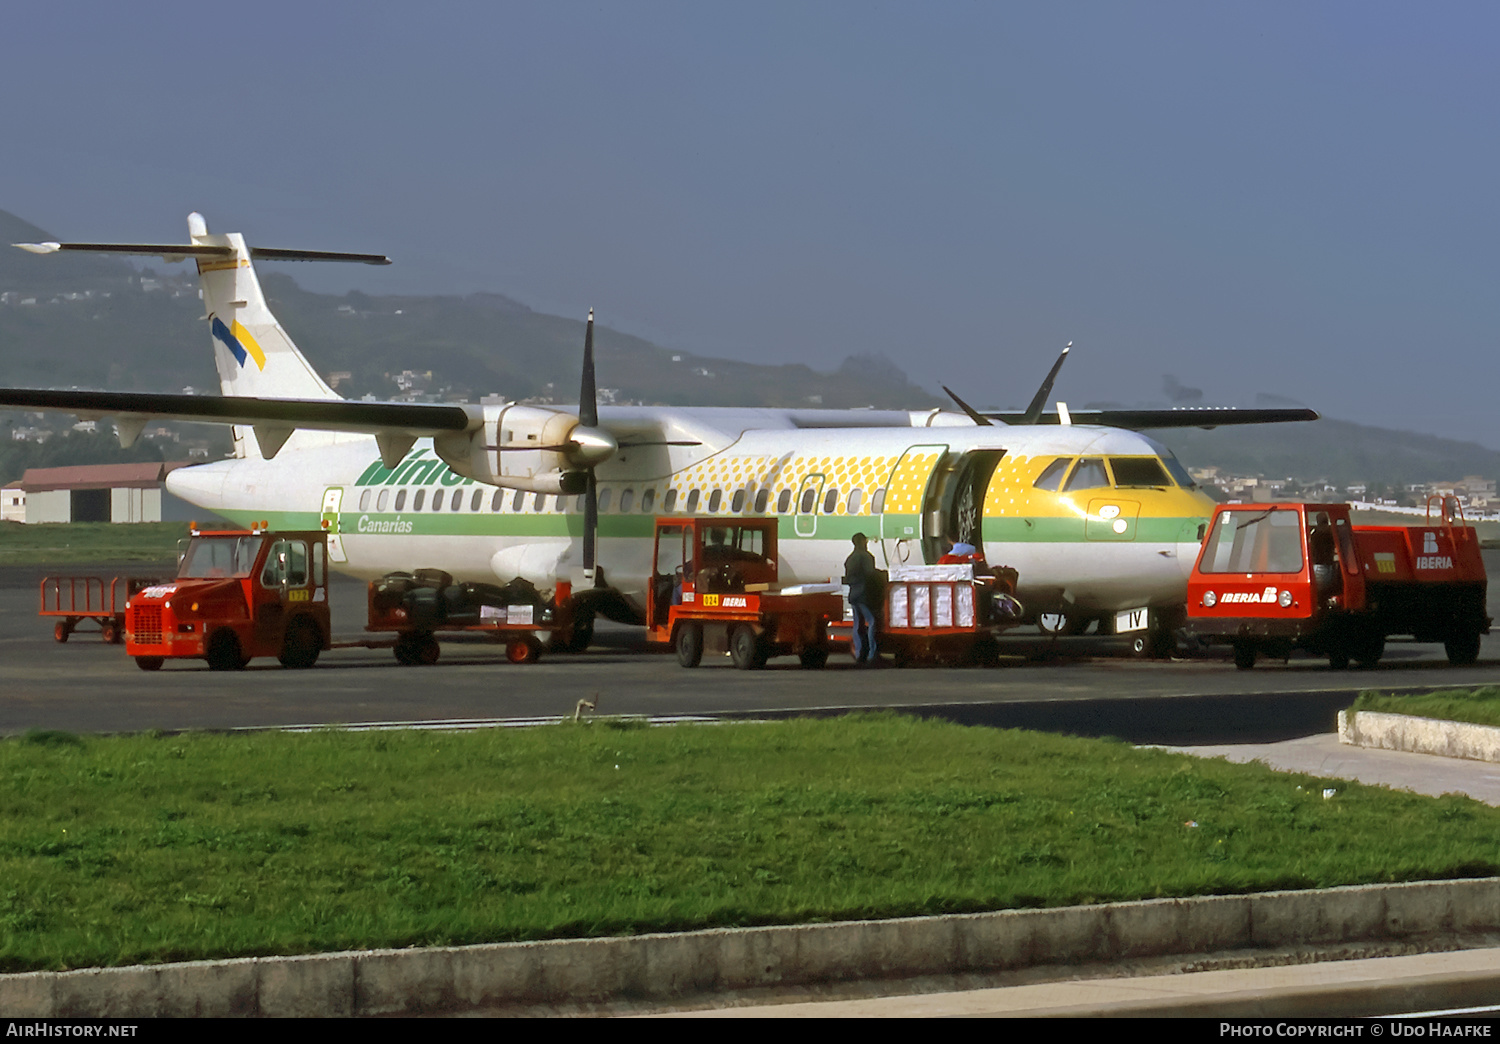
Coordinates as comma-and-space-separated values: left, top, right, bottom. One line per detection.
1109, 457, 1171, 488
1033, 458, 1072, 491
1160, 451, 1198, 489
1063, 458, 1109, 492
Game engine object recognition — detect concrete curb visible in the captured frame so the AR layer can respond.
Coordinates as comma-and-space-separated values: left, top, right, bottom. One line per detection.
1340, 709, 1500, 763
5, 878, 1500, 1017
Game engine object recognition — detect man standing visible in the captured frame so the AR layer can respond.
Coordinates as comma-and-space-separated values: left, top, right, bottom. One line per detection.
844, 533, 880, 666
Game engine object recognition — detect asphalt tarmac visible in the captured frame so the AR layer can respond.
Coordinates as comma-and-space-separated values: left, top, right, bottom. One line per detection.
6, 556, 1500, 739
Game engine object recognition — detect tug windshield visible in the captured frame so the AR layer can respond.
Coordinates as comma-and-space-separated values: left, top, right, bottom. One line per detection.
1199, 509, 1303, 574
178, 535, 264, 579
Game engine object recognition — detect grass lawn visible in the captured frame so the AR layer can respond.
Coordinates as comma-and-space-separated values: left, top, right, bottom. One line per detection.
1351, 687, 1500, 730
0, 521, 188, 566
3, 714, 1499, 972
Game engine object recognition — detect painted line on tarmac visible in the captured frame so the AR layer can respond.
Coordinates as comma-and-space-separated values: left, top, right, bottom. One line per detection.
258, 714, 721, 733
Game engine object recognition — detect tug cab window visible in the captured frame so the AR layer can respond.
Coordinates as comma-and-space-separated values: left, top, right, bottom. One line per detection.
1063, 458, 1109, 492
260, 539, 309, 588
1200, 508, 1304, 574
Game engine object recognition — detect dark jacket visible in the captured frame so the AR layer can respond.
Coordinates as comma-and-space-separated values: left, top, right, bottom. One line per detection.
843, 546, 878, 606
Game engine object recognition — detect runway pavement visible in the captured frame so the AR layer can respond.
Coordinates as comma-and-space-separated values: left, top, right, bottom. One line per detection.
5, 558, 1500, 739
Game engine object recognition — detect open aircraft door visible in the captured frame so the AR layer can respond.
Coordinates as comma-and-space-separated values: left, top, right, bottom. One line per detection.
878, 446, 947, 567
320, 487, 348, 563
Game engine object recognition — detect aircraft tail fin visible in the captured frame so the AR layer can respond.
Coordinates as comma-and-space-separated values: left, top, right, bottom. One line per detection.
15, 213, 392, 456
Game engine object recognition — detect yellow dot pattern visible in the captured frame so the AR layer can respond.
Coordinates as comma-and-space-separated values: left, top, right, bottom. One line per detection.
883, 452, 941, 515
983, 453, 1075, 519
661, 452, 921, 515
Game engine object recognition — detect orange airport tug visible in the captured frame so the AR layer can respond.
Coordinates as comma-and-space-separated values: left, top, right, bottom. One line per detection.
1186, 497, 1489, 669
647, 516, 842, 669
124, 523, 331, 671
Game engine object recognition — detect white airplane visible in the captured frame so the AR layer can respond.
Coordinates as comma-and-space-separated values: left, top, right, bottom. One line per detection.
4, 214, 1316, 654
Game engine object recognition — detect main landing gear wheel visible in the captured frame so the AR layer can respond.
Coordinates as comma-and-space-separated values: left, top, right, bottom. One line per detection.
506, 636, 543, 664
674, 623, 704, 668
730, 624, 768, 670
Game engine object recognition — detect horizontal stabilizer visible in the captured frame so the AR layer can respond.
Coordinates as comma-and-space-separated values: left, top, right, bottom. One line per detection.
981, 406, 1320, 429
13, 242, 390, 265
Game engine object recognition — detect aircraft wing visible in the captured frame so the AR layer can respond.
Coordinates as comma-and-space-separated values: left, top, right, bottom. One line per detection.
981, 406, 1320, 429
0, 388, 471, 434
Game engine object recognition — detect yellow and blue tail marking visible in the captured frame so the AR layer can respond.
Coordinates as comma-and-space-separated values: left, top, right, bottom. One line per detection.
211, 314, 267, 371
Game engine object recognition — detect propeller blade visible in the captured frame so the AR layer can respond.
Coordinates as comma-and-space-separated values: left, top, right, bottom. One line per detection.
582, 468, 598, 574
941, 385, 992, 426
1022, 342, 1071, 425
579, 308, 598, 429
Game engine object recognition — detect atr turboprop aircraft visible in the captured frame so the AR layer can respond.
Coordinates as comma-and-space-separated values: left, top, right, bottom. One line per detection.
2, 214, 1316, 654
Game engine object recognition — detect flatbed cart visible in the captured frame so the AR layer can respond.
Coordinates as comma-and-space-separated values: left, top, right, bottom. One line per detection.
647, 516, 842, 669
828, 562, 1025, 666
41, 575, 163, 644
365, 571, 586, 666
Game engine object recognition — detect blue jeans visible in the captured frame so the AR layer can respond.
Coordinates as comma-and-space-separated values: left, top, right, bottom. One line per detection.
851, 602, 877, 661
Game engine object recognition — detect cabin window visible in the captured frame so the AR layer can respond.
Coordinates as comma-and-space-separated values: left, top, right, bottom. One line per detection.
872, 488, 886, 515
1063, 458, 1109, 492
413, 489, 426, 511
754, 489, 769, 513
359, 489, 372, 511
512, 490, 526, 512
432, 490, 444, 511
395, 490, 407, 511
778, 489, 792, 513
598, 489, 612, 513
708, 489, 723, 512
731, 489, 746, 512
663, 488, 678, 512
641, 488, 656, 512
847, 488, 863, 514
800, 488, 816, 513
451, 489, 463, 511
822, 487, 839, 514
534, 492, 547, 512
555, 495, 567, 511
620, 489, 635, 513
686, 489, 700, 512
491, 490, 504, 512
470, 489, 483, 511
576, 494, 587, 512
1033, 458, 1071, 491
376, 489, 390, 512
1109, 457, 1171, 488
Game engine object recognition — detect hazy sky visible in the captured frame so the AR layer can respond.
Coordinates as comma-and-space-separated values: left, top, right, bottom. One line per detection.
4, 2, 1499, 445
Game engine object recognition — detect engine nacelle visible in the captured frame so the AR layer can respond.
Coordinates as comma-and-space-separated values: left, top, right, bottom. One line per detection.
433, 403, 589, 494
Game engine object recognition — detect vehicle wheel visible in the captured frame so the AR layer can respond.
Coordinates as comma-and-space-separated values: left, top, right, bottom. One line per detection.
134, 656, 164, 672
1351, 633, 1385, 668
729, 624, 767, 670
674, 623, 704, 668
1327, 648, 1350, 670
101, 620, 119, 645
393, 634, 419, 665
549, 610, 595, 653
278, 618, 322, 669
206, 629, 248, 671
1445, 630, 1482, 666
1233, 642, 1256, 670
799, 644, 830, 669
506, 636, 542, 664
54, 621, 69, 643
969, 634, 1002, 667
415, 634, 441, 666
